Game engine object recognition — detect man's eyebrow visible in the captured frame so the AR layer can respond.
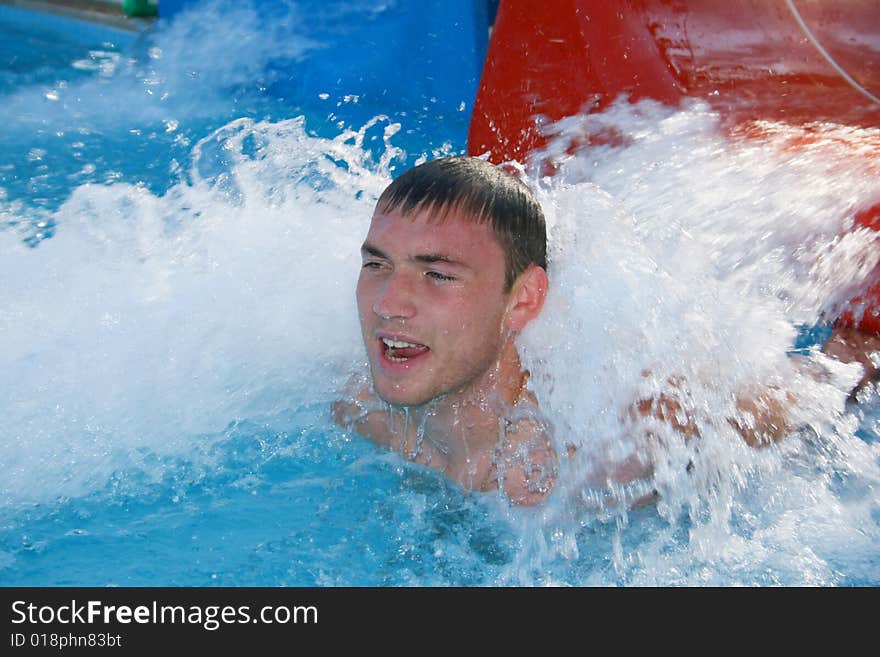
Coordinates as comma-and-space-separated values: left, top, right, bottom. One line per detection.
361, 244, 469, 268
413, 253, 469, 268
361, 243, 388, 259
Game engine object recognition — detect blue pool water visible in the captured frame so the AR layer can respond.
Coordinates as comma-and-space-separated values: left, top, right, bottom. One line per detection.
2, 1, 879, 586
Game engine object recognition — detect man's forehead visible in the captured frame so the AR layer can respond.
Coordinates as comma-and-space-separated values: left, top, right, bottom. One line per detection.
367, 207, 495, 241
363, 208, 505, 269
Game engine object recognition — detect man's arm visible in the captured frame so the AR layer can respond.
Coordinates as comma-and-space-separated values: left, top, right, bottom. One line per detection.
728, 385, 797, 446
821, 323, 880, 395
727, 325, 880, 446
623, 372, 793, 461
635, 334, 873, 451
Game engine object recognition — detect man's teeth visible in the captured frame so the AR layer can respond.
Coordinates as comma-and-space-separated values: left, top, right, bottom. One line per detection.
382, 338, 421, 348
381, 338, 427, 363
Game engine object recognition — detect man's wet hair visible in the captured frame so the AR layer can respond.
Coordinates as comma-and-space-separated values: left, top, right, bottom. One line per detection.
375, 156, 547, 290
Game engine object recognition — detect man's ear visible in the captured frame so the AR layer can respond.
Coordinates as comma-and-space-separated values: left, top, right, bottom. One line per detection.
504, 265, 548, 334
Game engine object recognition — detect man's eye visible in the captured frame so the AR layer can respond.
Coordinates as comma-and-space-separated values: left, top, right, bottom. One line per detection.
426, 271, 456, 282
362, 261, 383, 270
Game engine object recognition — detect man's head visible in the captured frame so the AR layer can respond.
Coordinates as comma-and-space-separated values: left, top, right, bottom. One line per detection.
356, 156, 549, 407
374, 156, 547, 290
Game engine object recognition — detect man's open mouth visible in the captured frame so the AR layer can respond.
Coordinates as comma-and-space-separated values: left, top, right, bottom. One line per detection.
381, 337, 429, 363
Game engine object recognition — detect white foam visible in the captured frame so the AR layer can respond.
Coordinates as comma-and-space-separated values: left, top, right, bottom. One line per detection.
0, 116, 400, 504
507, 99, 880, 561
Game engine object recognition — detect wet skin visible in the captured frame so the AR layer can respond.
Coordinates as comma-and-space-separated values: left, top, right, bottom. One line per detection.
356, 207, 511, 407
335, 205, 556, 505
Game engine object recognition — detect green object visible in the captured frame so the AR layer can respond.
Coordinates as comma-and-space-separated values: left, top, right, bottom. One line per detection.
122, 0, 158, 18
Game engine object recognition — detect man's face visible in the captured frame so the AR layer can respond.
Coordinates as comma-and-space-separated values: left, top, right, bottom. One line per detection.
356, 206, 511, 407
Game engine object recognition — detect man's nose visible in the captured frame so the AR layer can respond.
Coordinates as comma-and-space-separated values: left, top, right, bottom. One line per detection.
373, 272, 417, 320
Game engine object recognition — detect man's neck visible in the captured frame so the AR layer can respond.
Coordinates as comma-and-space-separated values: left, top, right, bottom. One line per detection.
401, 339, 527, 453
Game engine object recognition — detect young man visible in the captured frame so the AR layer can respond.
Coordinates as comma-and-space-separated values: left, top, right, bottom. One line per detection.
333, 156, 556, 505
333, 156, 876, 506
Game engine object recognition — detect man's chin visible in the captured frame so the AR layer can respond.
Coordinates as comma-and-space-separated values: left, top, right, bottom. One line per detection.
372, 381, 433, 408
375, 392, 429, 408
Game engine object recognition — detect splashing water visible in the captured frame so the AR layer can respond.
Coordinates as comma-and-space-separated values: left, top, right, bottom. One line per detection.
1, 2, 878, 586
510, 99, 880, 584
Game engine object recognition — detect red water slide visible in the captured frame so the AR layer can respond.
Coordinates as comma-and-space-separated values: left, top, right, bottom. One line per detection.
468, 0, 880, 332
468, 0, 880, 162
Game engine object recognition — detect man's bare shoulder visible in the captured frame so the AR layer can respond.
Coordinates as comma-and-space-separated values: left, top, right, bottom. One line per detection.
497, 396, 558, 506
332, 378, 398, 450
